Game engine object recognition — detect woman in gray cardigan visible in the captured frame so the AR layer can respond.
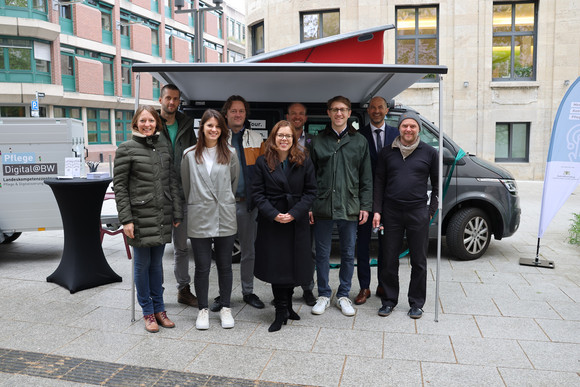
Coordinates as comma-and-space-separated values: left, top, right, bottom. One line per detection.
181, 109, 239, 330
114, 105, 182, 333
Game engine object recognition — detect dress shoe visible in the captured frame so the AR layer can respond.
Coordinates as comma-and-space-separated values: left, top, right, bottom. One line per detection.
376, 285, 386, 298
243, 293, 265, 309
143, 314, 159, 333
154, 311, 175, 328
177, 284, 198, 307
378, 305, 394, 317
408, 307, 423, 319
210, 296, 222, 312
302, 290, 317, 306
354, 288, 371, 305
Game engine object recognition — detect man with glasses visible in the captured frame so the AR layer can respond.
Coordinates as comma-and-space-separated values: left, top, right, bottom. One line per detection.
309, 96, 372, 316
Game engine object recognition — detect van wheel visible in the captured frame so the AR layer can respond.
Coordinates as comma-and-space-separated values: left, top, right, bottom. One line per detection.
212, 238, 241, 263
446, 208, 491, 260
1, 232, 22, 244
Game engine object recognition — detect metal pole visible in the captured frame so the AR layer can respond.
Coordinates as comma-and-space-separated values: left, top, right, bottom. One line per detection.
434, 74, 444, 322
195, 8, 202, 62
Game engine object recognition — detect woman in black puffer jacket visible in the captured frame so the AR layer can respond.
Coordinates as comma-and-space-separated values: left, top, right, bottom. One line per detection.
114, 105, 182, 333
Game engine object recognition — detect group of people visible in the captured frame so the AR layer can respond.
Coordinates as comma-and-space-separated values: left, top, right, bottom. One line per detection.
113, 84, 438, 334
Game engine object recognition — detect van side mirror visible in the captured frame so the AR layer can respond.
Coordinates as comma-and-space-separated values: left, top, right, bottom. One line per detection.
442, 147, 455, 165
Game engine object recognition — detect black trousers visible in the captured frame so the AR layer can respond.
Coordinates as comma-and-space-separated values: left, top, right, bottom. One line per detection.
379, 205, 429, 309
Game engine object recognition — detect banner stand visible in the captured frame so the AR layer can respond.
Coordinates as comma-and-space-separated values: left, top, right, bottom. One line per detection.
519, 238, 555, 269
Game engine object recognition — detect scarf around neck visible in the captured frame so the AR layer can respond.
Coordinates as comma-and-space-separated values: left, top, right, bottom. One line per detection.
392, 135, 420, 160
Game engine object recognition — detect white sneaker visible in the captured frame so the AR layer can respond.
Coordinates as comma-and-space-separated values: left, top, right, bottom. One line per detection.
220, 307, 235, 329
196, 308, 209, 330
337, 297, 355, 316
311, 296, 330, 315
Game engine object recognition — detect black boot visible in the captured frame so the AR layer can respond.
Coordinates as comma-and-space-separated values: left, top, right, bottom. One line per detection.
269, 286, 289, 332
287, 288, 300, 321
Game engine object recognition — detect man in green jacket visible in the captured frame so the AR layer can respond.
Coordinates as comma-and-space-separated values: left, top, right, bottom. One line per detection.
309, 96, 373, 317
158, 84, 198, 307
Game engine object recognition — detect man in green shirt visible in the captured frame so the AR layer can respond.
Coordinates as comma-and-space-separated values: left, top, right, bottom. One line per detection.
158, 84, 198, 307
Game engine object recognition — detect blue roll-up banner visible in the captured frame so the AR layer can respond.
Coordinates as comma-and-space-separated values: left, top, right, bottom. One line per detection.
538, 76, 580, 238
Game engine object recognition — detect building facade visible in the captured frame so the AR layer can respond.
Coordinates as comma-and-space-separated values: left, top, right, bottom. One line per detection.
0, 0, 246, 160
245, 0, 580, 180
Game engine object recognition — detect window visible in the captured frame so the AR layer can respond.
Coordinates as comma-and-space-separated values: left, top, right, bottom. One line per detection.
121, 59, 132, 97
87, 108, 111, 144
151, 27, 160, 56
228, 50, 245, 63
0, 38, 51, 84
54, 106, 82, 120
492, 2, 537, 80
60, 51, 75, 91
164, 0, 171, 18
0, 106, 26, 117
2, 0, 47, 20
119, 17, 131, 50
300, 10, 339, 42
101, 56, 113, 96
115, 110, 133, 144
86, 1, 113, 44
165, 28, 173, 60
59, 4, 73, 35
495, 122, 530, 162
396, 6, 438, 68
152, 77, 160, 100
251, 21, 264, 55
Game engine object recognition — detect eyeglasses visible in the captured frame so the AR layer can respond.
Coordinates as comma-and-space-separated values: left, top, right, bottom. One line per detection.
276, 134, 293, 139
329, 108, 350, 114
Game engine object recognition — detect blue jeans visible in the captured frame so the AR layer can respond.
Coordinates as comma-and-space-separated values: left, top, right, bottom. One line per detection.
133, 245, 166, 316
314, 219, 357, 298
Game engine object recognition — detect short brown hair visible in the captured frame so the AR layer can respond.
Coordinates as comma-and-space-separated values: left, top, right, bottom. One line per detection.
327, 95, 351, 110
132, 105, 162, 133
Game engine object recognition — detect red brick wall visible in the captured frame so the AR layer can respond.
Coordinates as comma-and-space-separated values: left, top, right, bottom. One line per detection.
132, 0, 151, 11
137, 72, 153, 100
174, 3, 190, 25
173, 36, 190, 63
205, 47, 219, 63
74, 4, 102, 42
131, 24, 152, 55
205, 12, 219, 36
76, 57, 104, 95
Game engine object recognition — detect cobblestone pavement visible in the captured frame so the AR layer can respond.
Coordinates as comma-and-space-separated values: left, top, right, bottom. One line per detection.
0, 181, 578, 386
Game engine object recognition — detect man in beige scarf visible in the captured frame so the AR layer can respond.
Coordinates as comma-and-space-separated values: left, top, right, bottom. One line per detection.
371, 111, 439, 320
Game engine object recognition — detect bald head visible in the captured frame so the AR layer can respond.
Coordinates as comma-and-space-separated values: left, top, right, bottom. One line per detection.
367, 96, 389, 127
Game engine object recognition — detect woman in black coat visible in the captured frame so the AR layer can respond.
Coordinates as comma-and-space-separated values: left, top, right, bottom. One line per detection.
252, 120, 317, 332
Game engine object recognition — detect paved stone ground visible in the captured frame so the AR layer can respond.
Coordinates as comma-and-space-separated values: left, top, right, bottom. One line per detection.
0, 181, 578, 386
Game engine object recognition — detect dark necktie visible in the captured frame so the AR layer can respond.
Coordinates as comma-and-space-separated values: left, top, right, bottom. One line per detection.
375, 128, 383, 152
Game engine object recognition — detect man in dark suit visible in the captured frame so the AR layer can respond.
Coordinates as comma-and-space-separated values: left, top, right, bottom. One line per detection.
286, 102, 317, 306
354, 96, 398, 305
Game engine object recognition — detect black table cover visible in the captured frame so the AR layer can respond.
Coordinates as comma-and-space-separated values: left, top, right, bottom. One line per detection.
44, 178, 122, 293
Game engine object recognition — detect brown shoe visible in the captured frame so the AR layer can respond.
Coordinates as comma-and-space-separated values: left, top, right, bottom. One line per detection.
376, 285, 386, 298
154, 311, 176, 328
354, 289, 371, 305
178, 284, 198, 307
144, 314, 159, 333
